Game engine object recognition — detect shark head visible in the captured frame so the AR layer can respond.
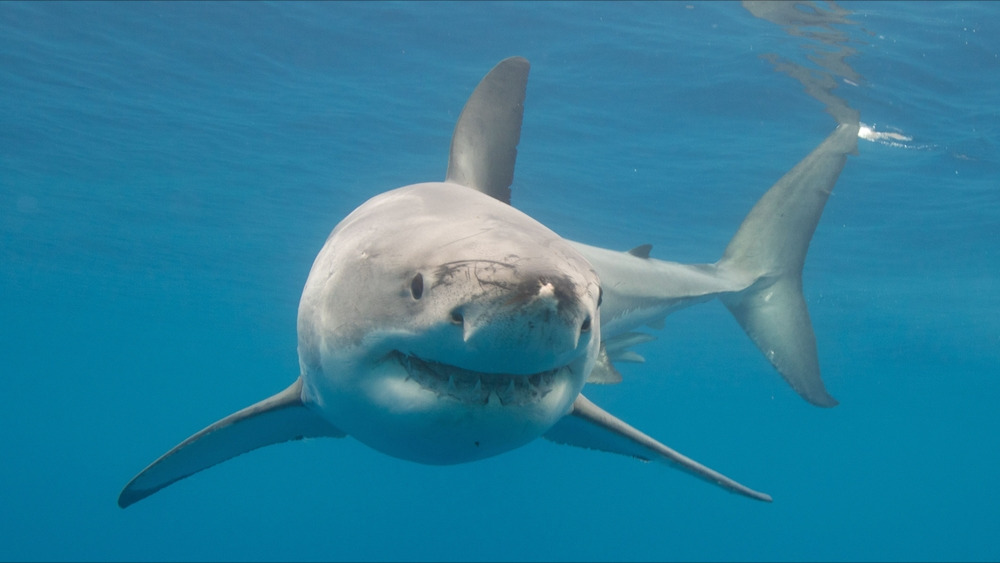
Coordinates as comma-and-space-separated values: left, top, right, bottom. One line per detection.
297, 182, 601, 464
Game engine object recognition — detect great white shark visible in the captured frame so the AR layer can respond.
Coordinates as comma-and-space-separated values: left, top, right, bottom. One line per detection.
119, 57, 858, 508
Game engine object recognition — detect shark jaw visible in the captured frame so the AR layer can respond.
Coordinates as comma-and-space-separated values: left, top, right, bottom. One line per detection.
394, 351, 563, 407
303, 342, 593, 466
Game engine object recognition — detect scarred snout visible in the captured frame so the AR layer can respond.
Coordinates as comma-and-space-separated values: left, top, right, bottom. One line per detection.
449, 273, 597, 375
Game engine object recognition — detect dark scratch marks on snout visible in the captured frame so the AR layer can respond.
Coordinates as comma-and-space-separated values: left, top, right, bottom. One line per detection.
438, 226, 499, 249
531, 275, 579, 314
497, 273, 579, 324
432, 257, 522, 290
431, 258, 582, 322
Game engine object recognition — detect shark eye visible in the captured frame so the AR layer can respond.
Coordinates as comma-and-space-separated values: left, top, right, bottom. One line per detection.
580, 316, 592, 333
410, 273, 424, 300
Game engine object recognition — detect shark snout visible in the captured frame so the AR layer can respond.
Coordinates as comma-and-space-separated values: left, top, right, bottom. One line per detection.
454, 275, 594, 371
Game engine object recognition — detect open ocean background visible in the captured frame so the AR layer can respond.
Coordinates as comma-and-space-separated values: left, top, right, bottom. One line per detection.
1, 2, 998, 561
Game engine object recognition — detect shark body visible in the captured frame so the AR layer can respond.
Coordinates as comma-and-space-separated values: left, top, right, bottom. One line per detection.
119, 57, 857, 508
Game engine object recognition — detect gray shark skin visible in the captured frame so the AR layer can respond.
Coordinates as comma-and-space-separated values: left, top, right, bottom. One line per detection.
119, 57, 857, 508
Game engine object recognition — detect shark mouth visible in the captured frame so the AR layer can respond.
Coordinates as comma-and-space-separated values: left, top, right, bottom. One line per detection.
394, 352, 562, 406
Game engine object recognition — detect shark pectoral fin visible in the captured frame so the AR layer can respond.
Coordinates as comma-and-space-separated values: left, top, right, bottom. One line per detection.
445, 56, 529, 204
118, 376, 344, 508
544, 395, 772, 502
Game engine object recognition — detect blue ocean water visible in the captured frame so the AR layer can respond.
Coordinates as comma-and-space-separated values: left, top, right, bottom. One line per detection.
1, 1, 998, 561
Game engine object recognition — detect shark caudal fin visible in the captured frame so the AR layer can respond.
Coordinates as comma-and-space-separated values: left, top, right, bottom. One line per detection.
118, 377, 344, 508
718, 122, 859, 407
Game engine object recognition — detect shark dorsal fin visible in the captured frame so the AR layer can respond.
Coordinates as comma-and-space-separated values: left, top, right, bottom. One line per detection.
445, 57, 530, 205
627, 244, 653, 259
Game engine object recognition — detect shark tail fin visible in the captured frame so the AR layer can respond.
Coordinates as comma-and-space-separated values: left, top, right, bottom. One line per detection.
717, 122, 859, 408
118, 376, 344, 508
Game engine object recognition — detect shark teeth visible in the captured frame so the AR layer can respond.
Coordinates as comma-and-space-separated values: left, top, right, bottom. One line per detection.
395, 352, 558, 406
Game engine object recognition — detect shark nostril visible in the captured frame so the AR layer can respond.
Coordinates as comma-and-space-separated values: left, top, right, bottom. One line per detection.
580, 316, 591, 333
450, 309, 464, 326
